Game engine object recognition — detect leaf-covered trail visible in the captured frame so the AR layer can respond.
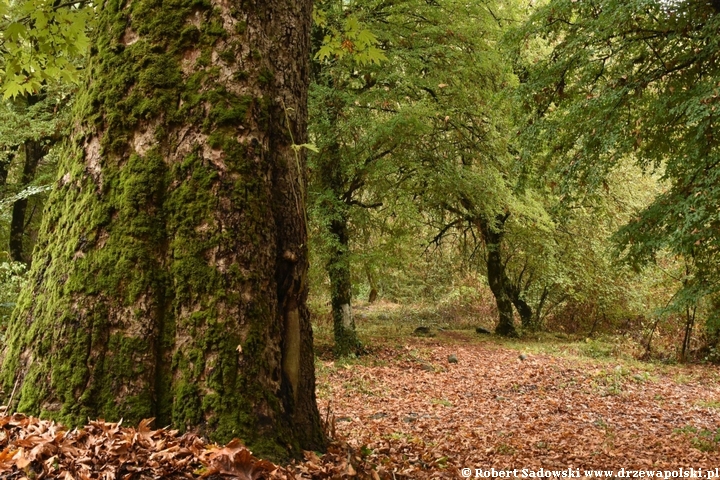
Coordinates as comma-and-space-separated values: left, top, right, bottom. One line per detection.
316, 336, 720, 477
0, 336, 718, 479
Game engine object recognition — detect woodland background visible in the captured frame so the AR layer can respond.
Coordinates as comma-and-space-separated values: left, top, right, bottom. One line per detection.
0, 0, 711, 359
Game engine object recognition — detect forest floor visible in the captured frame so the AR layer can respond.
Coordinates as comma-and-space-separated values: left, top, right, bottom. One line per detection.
309, 330, 720, 478
1, 305, 720, 479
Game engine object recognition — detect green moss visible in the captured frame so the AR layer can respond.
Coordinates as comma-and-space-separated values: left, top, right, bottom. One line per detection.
202, 19, 227, 39
179, 26, 201, 48
204, 89, 253, 128
233, 70, 249, 81
195, 50, 212, 68
258, 68, 274, 87
90, 334, 156, 422
172, 382, 202, 428
0, 0, 311, 462
218, 48, 236, 64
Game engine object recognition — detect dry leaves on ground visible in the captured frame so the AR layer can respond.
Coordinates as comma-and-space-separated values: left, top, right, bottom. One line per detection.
0, 336, 718, 479
0, 414, 284, 479
315, 337, 720, 478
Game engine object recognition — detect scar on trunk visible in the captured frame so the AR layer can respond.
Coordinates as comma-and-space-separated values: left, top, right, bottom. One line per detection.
341, 303, 352, 329
282, 307, 300, 402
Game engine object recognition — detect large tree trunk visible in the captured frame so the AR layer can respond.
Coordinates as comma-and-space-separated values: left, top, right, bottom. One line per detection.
0, 0, 324, 460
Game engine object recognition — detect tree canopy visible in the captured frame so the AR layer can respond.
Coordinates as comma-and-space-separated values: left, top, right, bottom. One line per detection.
517, 0, 720, 328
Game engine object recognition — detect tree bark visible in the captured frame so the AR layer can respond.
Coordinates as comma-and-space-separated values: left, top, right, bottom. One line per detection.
0, 145, 16, 187
0, 0, 324, 460
513, 296, 534, 331
9, 136, 43, 264
327, 213, 360, 356
507, 283, 534, 331
316, 140, 360, 356
476, 215, 518, 337
312, 93, 361, 356
366, 265, 378, 303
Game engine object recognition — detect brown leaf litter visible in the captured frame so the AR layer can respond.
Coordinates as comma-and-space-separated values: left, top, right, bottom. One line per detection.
0, 338, 718, 479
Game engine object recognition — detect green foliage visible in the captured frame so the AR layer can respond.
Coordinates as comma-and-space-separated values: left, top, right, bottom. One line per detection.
0, 0, 91, 97
515, 0, 720, 329
0, 85, 72, 302
508, 164, 669, 332
308, 0, 663, 339
308, 0, 518, 306
313, 3, 387, 65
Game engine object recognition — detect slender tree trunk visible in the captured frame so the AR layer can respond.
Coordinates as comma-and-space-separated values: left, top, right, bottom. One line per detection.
0, 0, 324, 460
316, 132, 360, 356
0, 146, 16, 187
679, 260, 696, 363
366, 265, 378, 303
327, 214, 360, 356
9, 137, 43, 263
680, 305, 696, 363
476, 215, 518, 337
588, 314, 599, 337
534, 286, 549, 328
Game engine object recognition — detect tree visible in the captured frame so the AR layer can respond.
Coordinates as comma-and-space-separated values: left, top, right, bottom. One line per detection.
0, 0, 325, 460
309, 0, 413, 356
0, 84, 71, 332
310, 0, 527, 338
0, 0, 87, 264
7, 93, 63, 264
399, 0, 525, 337
516, 0, 720, 331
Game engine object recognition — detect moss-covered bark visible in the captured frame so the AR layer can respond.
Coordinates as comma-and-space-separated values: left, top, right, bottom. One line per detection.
0, 0, 324, 460
9, 137, 43, 264
327, 214, 360, 357
476, 215, 519, 338
314, 139, 360, 357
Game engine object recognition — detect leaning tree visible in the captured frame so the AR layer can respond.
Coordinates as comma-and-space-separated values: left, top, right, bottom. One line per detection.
0, 0, 324, 459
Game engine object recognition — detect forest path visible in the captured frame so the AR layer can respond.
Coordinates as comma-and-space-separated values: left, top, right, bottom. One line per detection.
314, 334, 720, 478
0, 333, 718, 478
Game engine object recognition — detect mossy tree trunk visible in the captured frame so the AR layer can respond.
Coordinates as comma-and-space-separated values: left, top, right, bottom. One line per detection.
476, 215, 518, 337
507, 281, 535, 331
0, 0, 324, 460
327, 213, 360, 357
316, 140, 360, 357
10, 136, 44, 264
475, 213, 538, 335
514, 295, 535, 331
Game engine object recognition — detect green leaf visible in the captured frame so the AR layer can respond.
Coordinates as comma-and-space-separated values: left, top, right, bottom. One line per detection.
5, 22, 27, 40
292, 143, 320, 153
356, 29, 378, 47
315, 44, 335, 61
3, 81, 25, 99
